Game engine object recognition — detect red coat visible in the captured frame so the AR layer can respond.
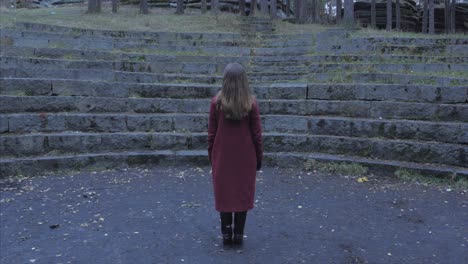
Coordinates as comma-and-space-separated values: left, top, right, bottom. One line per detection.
208, 97, 263, 212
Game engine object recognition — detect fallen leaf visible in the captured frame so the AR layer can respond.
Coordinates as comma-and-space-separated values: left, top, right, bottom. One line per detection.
357, 177, 369, 183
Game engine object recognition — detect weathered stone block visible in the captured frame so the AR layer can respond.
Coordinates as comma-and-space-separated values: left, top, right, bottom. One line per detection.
180, 99, 211, 113
47, 133, 102, 153
100, 133, 151, 151
8, 114, 66, 133
255, 84, 307, 100
0, 79, 51, 96
150, 133, 188, 150
77, 98, 128, 113
268, 100, 310, 115
65, 114, 126, 133
0, 116, 8, 133
129, 98, 181, 113
370, 102, 436, 120
263, 115, 308, 133
126, 115, 173, 132
1, 135, 46, 157
189, 133, 208, 149
172, 115, 208, 132
436, 105, 468, 122
51, 80, 129, 98
316, 101, 370, 118
310, 118, 353, 137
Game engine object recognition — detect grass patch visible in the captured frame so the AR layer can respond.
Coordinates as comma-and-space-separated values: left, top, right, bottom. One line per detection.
1, 6, 243, 33
115, 48, 210, 56
273, 20, 328, 35
353, 27, 468, 39
394, 169, 468, 189
304, 159, 368, 176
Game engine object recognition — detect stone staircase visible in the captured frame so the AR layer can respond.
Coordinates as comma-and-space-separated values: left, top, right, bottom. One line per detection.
0, 22, 467, 178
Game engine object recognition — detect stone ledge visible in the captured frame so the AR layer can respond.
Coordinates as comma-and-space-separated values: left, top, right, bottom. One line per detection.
1, 150, 466, 179
1, 132, 466, 167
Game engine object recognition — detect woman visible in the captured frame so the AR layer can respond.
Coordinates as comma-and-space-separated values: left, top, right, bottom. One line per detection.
208, 62, 263, 247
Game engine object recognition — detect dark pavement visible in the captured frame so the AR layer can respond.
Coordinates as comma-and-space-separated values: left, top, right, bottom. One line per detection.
1, 166, 467, 264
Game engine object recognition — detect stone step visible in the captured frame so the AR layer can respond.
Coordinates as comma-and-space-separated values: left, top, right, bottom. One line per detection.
1, 96, 466, 122
0, 68, 223, 83
311, 72, 468, 86
0, 45, 250, 64
1, 150, 466, 179
13, 22, 314, 42
2, 78, 465, 104
263, 133, 467, 167
0, 79, 309, 100
0, 132, 205, 158
353, 36, 468, 46
1, 111, 466, 145
5, 56, 467, 77
4, 29, 255, 47
114, 71, 222, 84
3, 64, 466, 87
3, 30, 312, 54
251, 54, 468, 64
0, 56, 226, 75
376, 44, 468, 56
307, 83, 467, 104
250, 63, 468, 75
1, 132, 466, 168
252, 46, 312, 56
0, 67, 308, 83
316, 31, 468, 55
4, 57, 468, 81
3, 30, 257, 55
13, 22, 247, 41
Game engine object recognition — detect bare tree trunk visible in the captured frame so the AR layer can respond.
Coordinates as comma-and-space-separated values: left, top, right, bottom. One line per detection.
212, 0, 218, 14
295, 0, 300, 20
396, 0, 400, 30
371, 0, 376, 28
201, 0, 207, 13
140, 0, 149, 14
286, 0, 290, 17
315, 0, 321, 23
422, 0, 428, 33
270, 0, 277, 18
300, 0, 310, 23
251, 0, 256, 15
309, 0, 317, 23
343, 0, 354, 27
260, 0, 268, 15
444, 0, 449, 33
240, 0, 246, 15
88, 0, 96, 13
386, 0, 392, 30
429, 0, 434, 34
176, 0, 184, 14
112, 0, 118, 13
336, 0, 342, 24
328, 1, 332, 23
88, 0, 101, 13
450, 0, 455, 33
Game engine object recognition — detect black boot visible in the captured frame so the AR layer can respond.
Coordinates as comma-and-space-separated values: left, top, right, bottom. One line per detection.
220, 212, 233, 245
233, 211, 247, 246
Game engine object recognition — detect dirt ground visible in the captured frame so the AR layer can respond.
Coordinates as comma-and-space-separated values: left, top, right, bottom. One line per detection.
1, 166, 467, 264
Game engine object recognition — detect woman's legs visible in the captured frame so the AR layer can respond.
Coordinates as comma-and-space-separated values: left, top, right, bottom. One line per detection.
220, 212, 233, 245
233, 211, 247, 245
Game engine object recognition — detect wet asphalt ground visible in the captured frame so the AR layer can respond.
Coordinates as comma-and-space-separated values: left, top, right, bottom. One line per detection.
1, 166, 467, 264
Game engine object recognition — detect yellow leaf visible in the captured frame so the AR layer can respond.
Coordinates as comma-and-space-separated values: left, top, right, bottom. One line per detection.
357, 177, 369, 183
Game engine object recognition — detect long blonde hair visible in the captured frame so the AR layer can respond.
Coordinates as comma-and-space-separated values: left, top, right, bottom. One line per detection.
216, 63, 254, 120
